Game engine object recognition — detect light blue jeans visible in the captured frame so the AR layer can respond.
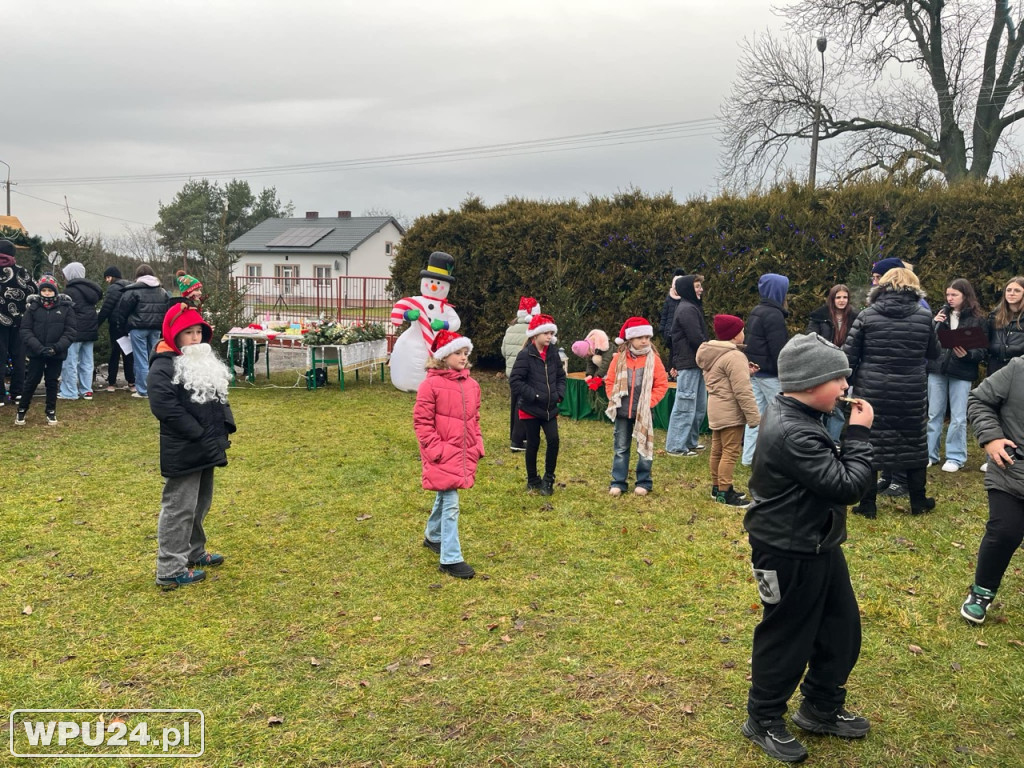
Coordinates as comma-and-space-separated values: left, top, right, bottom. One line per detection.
130, 329, 161, 396
425, 489, 463, 565
59, 341, 95, 398
742, 376, 781, 465
611, 417, 653, 491
665, 368, 707, 453
927, 373, 971, 467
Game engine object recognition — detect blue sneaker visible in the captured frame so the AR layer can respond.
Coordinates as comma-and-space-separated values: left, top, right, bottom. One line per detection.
188, 552, 225, 567
157, 568, 206, 590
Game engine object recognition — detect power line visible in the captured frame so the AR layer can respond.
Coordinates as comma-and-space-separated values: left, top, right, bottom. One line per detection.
11, 188, 150, 226
19, 118, 722, 187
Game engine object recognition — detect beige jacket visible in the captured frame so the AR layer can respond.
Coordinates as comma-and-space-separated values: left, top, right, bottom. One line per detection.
695, 340, 761, 430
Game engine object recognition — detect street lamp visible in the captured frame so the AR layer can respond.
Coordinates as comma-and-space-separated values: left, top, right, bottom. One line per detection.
808, 36, 827, 189
0, 159, 9, 215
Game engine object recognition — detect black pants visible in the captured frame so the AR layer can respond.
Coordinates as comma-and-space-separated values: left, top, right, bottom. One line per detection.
748, 545, 861, 720
523, 416, 559, 482
862, 467, 927, 507
975, 489, 1024, 592
509, 389, 526, 445
21, 356, 62, 413
0, 324, 26, 400
106, 327, 134, 386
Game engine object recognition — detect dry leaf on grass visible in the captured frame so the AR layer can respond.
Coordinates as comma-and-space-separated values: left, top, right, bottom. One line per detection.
356, 514, 372, 522
951, 662, 962, 672
310, 658, 321, 667
908, 644, 924, 655
500, 635, 512, 643
385, 661, 400, 673
976, 640, 989, 648
22, 606, 32, 615
267, 716, 284, 726
417, 658, 432, 667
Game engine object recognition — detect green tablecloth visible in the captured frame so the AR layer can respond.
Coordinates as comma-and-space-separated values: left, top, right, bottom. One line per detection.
557, 372, 677, 430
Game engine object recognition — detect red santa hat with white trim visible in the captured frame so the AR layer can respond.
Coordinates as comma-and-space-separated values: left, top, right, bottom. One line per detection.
526, 313, 557, 338
517, 296, 541, 322
615, 317, 654, 345
430, 329, 473, 359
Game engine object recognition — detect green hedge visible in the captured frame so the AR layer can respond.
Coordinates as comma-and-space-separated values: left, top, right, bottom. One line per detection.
392, 180, 1024, 368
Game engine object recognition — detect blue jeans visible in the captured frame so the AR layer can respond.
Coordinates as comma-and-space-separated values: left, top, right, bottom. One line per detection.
130, 329, 161, 396
927, 373, 971, 466
611, 417, 653, 491
425, 490, 463, 565
665, 368, 707, 453
826, 405, 846, 443
742, 376, 781, 465
59, 341, 95, 398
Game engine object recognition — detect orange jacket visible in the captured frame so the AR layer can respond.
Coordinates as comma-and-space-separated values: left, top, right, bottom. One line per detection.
604, 348, 668, 418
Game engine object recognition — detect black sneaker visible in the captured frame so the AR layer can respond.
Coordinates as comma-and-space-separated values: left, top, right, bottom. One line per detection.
509, 441, 526, 452
960, 584, 996, 624
741, 717, 808, 763
45, 410, 58, 425
910, 497, 936, 515
791, 701, 870, 738
711, 484, 719, 499
875, 476, 890, 493
851, 502, 877, 519
526, 478, 542, 492
14, 410, 26, 426
880, 482, 907, 498
422, 538, 441, 555
716, 488, 751, 508
439, 561, 475, 579
539, 477, 555, 497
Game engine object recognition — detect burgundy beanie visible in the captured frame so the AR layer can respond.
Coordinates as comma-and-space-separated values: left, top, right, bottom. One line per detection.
713, 314, 744, 341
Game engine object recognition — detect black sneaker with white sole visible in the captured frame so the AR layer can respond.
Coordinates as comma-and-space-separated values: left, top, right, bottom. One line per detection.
791, 701, 870, 738
741, 717, 808, 763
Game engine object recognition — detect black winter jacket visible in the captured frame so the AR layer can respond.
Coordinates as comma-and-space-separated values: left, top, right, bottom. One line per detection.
116, 281, 169, 331
926, 309, 987, 381
19, 295, 77, 360
745, 300, 789, 376
987, 312, 1024, 375
806, 305, 859, 348
744, 396, 874, 555
64, 278, 103, 342
670, 277, 707, 371
97, 278, 132, 335
0, 260, 35, 328
509, 343, 566, 421
843, 285, 940, 470
148, 345, 237, 478
659, 291, 681, 343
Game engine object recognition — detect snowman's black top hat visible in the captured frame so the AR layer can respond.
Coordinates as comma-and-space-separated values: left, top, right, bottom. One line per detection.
420, 251, 456, 283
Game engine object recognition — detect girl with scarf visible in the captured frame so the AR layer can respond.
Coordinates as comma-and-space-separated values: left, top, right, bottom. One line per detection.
605, 317, 668, 496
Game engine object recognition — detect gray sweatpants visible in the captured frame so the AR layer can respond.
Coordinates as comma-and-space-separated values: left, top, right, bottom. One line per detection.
157, 467, 215, 581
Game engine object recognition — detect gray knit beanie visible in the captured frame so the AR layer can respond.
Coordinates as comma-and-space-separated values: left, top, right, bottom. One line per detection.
778, 333, 852, 391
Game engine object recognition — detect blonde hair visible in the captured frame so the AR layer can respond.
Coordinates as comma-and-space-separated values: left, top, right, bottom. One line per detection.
425, 355, 447, 370
878, 267, 920, 290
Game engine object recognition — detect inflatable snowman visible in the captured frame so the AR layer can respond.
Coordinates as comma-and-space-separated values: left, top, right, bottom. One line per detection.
389, 251, 461, 391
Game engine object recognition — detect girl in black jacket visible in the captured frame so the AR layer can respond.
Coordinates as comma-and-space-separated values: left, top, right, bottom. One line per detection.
927, 278, 987, 472
509, 314, 566, 496
807, 284, 860, 441
986, 276, 1024, 375
16, 276, 76, 425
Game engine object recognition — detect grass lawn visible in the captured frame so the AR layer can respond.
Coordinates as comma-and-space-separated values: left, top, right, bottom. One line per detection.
2, 372, 1022, 767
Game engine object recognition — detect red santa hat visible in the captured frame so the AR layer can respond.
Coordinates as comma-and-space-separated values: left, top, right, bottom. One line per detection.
615, 317, 654, 345
517, 296, 540, 321
430, 329, 473, 360
526, 313, 557, 338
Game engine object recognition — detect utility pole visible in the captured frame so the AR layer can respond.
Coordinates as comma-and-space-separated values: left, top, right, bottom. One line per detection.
0, 159, 11, 215
808, 36, 827, 190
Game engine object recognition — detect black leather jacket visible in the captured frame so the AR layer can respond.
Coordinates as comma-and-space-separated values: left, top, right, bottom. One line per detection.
744, 395, 874, 555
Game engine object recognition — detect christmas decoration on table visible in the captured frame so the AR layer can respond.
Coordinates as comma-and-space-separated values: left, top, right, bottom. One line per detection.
301, 321, 386, 346
389, 251, 461, 392
571, 328, 613, 404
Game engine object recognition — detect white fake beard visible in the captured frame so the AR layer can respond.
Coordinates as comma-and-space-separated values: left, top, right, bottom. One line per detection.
172, 343, 230, 404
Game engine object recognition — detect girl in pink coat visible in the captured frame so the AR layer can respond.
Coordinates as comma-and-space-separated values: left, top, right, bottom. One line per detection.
414, 330, 484, 579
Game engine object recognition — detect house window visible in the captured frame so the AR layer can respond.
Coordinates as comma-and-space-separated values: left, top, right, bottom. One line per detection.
314, 265, 332, 288
385, 241, 393, 256
245, 263, 262, 286
274, 264, 299, 295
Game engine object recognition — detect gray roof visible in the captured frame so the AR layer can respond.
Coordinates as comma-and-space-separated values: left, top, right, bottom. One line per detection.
227, 215, 404, 254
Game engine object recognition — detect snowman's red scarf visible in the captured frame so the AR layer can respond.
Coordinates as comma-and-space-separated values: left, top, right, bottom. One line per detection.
391, 296, 454, 346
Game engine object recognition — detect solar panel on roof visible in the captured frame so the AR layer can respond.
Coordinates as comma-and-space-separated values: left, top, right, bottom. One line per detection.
265, 227, 335, 247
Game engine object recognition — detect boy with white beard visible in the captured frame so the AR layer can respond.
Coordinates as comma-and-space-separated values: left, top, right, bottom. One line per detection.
148, 303, 236, 590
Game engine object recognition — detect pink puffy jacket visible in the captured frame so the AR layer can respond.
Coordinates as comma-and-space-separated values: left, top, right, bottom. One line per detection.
414, 367, 485, 490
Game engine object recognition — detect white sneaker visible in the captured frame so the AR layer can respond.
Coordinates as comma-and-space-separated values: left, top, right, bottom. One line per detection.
609, 487, 622, 497
941, 461, 961, 473
980, 462, 988, 472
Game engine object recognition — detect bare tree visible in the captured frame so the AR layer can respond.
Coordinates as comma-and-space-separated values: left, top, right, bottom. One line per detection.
720, 1, 1024, 187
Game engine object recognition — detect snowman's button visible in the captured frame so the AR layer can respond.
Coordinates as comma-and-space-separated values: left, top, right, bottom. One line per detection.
427, 303, 435, 310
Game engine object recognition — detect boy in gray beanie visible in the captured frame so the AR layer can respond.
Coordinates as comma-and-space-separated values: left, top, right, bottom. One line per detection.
740, 333, 876, 763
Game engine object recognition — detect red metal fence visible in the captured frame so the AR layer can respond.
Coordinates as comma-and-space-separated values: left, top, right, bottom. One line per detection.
234, 276, 395, 330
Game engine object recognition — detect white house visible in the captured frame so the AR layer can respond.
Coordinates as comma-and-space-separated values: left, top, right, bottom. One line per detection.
227, 211, 404, 283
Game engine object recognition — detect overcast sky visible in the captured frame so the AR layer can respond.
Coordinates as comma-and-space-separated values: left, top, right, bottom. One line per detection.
6, 0, 785, 240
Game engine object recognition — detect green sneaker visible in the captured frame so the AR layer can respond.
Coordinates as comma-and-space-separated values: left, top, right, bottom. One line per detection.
960, 584, 996, 625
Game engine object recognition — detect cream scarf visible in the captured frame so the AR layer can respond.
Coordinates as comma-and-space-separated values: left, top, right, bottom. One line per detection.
605, 346, 656, 460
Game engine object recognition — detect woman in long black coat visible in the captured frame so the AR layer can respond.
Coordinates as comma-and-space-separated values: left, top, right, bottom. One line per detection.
843, 268, 940, 518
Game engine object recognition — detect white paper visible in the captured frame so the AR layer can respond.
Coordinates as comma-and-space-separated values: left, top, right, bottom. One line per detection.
116, 336, 133, 355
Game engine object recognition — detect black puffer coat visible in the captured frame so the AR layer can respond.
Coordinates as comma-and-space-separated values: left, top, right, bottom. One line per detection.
97, 278, 131, 335
148, 344, 237, 478
843, 285, 940, 470
19, 294, 77, 360
116, 281, 169, 331
745, 300, 789, 376
64, 278, 103, 342
509, 342, 566, 421
926, 309, 987, 381
806, 305, 859, 348
987, 312, 1024, 375
669, 276, 707, 371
